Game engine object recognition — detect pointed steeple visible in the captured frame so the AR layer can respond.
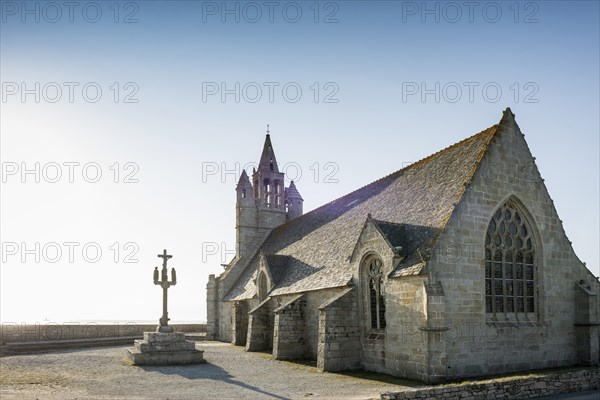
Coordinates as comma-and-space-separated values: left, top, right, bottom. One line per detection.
258, 133, 279, 173
286, 180, 303, 200
286, 180, 304, 220
253, 128, 286, 210
236, 169, 253, 203
236, 169, 252, 189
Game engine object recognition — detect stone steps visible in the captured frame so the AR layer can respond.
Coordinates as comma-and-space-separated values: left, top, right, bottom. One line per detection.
184, 332, 207, 342
127, 331, 205, 365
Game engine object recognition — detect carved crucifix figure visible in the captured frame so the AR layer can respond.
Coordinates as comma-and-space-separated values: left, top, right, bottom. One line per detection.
154, 249, 177, 333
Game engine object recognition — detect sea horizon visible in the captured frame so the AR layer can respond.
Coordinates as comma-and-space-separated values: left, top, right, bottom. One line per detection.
0, 320, 206, 325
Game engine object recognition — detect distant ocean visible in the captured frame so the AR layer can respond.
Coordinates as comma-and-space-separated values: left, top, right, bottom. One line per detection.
0, 320, 205, 325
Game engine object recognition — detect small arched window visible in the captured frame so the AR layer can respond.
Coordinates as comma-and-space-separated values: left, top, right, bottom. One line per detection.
274, 181, 281, 207
485, 200, 536, 315
366, 257, 386, 330
258, 271, 268, 302
263, 179, 271, 205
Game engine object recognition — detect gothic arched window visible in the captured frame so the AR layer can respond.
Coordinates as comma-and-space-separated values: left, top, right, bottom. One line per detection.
367, 257, 386, 330
485, 201, 536, 315
258, 272, 268, 302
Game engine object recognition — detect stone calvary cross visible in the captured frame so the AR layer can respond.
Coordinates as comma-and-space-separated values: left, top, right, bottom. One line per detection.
127, 249, 204, 365
153, 249, 177, 333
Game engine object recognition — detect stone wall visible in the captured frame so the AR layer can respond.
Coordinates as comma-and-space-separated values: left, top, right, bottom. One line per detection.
206, 274, 218, 340
574, 282, 600, 365
246, 298, 273, 351
236, 202, 286, 260
352, 220, 395, 374
382, 368, 600, 400
379, 276, 429, 381
232, 301, 249, 346
305, 288, 346, 359
218, 300, 234, 343
0, 323, 206, 344
273, 294, 307, 360
430, 113, 600, 379
350, 218, 430, 380
317, 287, 361, 372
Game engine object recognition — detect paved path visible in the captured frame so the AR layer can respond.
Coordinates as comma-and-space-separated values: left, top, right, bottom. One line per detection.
0, 342, 420, 400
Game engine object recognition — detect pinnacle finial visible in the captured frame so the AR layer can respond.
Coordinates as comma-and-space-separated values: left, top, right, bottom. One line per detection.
266, 124, 270, 135
503, 107, 514, 118
498, 107, 516, 128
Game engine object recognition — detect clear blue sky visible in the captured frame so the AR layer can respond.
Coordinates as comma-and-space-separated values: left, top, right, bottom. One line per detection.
1, 0, 598, 322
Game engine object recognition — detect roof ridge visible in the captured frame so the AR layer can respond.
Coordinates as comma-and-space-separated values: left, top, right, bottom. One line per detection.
266, 254, 290, 260
371, 218, 405, 227
322, 124, 498, 208
274, 124, 498, 230
401, 124, 498, 174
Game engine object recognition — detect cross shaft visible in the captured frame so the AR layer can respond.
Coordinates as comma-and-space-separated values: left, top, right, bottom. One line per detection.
153, 249, 177, 332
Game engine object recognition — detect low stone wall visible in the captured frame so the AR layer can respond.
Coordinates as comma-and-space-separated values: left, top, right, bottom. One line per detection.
0, 323, 206, 344
381, 368, 600, 400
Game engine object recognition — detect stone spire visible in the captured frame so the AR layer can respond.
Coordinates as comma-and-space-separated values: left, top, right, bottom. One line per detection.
258, 133, 279, 173
286, 180, 304, 220
236, 169, 253, 203
287, 180, 303, 200
236, 169, 252, 189
253, 130, 285, 209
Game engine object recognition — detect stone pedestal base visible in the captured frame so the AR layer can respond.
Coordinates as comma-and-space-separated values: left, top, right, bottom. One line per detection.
127, 331, 205, 366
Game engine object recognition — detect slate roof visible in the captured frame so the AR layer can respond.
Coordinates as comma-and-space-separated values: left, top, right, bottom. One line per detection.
286, 180, 303, 200
224, 119, 501, 301
371, 219, 437, 272
237, 169, 252, 189
264, 254, 291, 285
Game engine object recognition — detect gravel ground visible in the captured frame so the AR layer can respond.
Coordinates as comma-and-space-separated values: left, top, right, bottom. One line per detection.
0, 342, 419, 400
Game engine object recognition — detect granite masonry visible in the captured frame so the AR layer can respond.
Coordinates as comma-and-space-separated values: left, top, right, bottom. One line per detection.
381, 368, 600, 399
207, 109, 600, 383
127, 331, 205, 366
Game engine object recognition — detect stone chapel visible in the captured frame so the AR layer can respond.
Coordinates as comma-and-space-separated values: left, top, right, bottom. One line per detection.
206, 108, 599, 383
